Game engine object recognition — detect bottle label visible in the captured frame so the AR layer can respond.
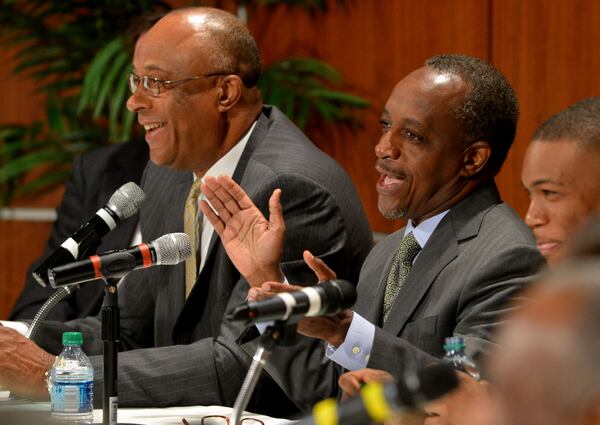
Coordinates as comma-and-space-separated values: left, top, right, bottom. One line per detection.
51, 380, 94, 413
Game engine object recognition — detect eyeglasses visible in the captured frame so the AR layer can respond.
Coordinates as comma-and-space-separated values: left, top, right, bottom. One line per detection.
182, 415, 265, 425
128, 72, 230, 97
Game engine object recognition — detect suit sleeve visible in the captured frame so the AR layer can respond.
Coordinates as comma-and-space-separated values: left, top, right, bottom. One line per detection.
366, 243, 542, 379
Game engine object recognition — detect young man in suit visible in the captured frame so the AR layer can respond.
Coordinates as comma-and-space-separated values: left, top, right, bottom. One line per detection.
522, 97, 600, 265
0, 7, 373, 417
200, 54, 544, 409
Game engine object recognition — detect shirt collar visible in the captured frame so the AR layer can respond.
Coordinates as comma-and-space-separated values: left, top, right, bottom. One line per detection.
193, 120, 257, 181
404, 210, 450, 249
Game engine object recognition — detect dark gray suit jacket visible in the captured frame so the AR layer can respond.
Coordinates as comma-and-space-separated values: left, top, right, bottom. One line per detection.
10, 141, 148, 321
243, 182, 544, 411
34, 106, 373, 417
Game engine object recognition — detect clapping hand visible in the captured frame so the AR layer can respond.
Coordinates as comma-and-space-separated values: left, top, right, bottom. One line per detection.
200, 175, 285, 287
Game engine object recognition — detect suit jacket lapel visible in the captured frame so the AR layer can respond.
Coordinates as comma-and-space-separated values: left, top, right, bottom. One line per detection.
141, 165, 191, 344
177, 108, 271, 330
382, 220, 458, 335
381, 182, 501, 336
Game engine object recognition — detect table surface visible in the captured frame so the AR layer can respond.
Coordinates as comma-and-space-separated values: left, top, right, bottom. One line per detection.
0, 393, 292, 425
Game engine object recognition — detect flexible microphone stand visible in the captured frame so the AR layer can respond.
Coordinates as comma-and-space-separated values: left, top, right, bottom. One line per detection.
25, 285, 77, 340
229, 321, 297, 425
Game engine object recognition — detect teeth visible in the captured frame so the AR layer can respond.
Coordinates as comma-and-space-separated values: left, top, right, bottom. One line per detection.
143, 123, 164, 131
384, 175, 403, 185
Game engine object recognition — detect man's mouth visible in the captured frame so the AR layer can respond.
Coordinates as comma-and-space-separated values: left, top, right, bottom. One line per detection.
143, 122, 165, 132
535, 239, 561, 256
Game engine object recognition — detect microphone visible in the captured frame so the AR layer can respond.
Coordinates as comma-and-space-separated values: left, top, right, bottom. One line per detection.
47, 233, 192, 287
226, 279, 357, 324
293, 363, 459, 425
32, 182, 146, 287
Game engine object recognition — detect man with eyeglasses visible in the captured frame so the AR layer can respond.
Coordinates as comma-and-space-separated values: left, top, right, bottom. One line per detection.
0, 7, 373, 417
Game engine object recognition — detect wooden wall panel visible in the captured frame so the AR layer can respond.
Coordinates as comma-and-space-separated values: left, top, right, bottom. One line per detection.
0, 221, 52, 319
248, 0, 491, 233
0, 48, 46, 125
491, 0, 600, 216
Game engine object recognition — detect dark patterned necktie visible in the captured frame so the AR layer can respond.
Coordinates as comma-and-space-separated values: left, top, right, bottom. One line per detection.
382, 231, 421, 324
184, 179, 203, 298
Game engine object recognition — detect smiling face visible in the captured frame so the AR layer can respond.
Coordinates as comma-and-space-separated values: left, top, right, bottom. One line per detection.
126, 14, 229, 175
376, 66, 479, 223
521, 140, 600, 264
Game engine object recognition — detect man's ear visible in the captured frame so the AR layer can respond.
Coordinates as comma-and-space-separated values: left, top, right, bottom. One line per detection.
217, 75, 243, 112
460, 141, 492, 178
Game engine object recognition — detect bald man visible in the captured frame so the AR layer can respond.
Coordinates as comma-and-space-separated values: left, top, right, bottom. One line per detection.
0, 8, 372, 416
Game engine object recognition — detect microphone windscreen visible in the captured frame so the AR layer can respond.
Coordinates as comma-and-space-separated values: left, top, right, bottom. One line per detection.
154, 233, 192, 265
108, 182, 146, 219
330, 279, 358, 309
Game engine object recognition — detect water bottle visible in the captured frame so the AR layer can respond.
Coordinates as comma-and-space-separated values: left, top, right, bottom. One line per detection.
443, 336, 480, 381
49, 332, 94, 424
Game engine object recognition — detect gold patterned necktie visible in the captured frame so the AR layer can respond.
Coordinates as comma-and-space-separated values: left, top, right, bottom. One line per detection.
382, 231, 421, 324
184, 179, 203, 298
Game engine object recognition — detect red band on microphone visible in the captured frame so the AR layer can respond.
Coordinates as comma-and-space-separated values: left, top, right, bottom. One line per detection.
90, 255, 102, 279
139, 243, 152, 268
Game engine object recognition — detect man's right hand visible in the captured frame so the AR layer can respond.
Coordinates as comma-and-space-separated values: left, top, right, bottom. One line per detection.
338, 368, 394, 399
0, 327, 55, 400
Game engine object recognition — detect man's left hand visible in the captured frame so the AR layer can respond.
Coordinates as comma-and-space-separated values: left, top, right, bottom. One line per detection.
0, 327, 55, 400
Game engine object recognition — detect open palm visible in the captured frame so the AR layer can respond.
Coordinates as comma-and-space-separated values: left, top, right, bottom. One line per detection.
199, 175, 285, 287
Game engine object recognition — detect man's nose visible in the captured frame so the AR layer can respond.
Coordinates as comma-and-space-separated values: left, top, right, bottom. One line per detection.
126, 85, 152, 112
375, 132, 399, 159
524, 199, 547, 229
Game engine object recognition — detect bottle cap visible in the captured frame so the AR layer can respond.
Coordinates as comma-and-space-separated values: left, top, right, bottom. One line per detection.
444, 336, 465, 352
62, 331, 83, 346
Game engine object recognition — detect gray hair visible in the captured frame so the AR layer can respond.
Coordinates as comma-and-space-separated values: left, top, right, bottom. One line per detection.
425, 54, 519, 178
168, 7, 261, 87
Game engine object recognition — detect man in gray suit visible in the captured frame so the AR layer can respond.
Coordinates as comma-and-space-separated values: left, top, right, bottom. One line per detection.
0, 8, 372, 416
201, 54, 545, 410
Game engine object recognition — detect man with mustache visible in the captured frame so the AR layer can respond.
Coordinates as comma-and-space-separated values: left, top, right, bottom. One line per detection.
341, 97, 600, 424
200, 54, 544, 407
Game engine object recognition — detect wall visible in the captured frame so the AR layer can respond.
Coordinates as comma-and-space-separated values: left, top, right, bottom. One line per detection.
1, 0, 599, 318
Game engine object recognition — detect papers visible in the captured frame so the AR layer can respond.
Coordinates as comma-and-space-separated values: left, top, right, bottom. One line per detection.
101, 405, 292, 425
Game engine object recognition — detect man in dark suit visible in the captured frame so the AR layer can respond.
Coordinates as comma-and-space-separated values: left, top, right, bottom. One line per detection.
201, 54, 545, 410
0, 7, 372, 416
9, 140, 148, 321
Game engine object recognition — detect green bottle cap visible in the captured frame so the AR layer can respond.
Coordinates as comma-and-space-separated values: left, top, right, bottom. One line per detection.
444, 336, 465, 352
62, 332, 83, 346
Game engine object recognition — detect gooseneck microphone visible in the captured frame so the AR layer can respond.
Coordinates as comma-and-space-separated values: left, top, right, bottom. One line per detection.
47, 233, 192, 287
294, 363, 459, 425
32, 182, 146, 287
227, 279, 357, 324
